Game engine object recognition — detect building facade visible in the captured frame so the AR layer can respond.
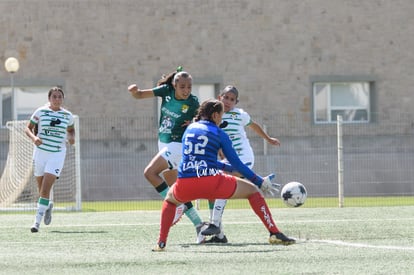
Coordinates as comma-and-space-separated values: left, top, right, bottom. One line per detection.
1, 0, 413, 201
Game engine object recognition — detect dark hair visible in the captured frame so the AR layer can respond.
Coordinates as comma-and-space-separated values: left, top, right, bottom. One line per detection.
157, 71, 175, 86
157, 66, 191, 86
48, 86, 64, 98
195, 99, 224, 123
220, 85, 239, 103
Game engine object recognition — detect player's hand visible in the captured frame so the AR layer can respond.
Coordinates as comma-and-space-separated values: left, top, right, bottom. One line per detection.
33, 137, 42, 146
128, 84, 138, 93
260, 173, 281, 197
67, 137, 75, 145
181, 120, 191, 127
267, 137, 281, 146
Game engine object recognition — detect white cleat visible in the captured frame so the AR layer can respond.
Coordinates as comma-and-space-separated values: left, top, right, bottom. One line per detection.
44, 202, 54, 225
196, 222, 209, 244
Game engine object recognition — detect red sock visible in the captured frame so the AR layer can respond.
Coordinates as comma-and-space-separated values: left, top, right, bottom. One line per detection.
158, 200, 176, 244
248, 192, 280, 234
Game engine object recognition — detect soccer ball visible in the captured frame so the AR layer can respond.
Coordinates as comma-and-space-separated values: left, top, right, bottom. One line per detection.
281, 181, 307, 207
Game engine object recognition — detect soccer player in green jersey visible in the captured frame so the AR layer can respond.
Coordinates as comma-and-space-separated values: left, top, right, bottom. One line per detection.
128, 68, 207, 243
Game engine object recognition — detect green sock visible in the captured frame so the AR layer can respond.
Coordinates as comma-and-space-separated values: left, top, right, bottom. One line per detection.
155, 182, 169, 199
208, 200, 214, 222
38, 197, 49, 206
157, 183, 202, 226
208, 200, 214, 210
185, 206, 202, 226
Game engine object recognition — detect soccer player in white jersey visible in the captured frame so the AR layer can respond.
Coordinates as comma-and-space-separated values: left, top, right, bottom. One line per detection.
24, 87, 75, 233
202, 85, 281, 243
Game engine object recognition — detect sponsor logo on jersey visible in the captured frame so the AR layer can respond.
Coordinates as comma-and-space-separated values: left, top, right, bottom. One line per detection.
50, 118, 61, 127
182, 159, 221, 177
159, 116, 174, 134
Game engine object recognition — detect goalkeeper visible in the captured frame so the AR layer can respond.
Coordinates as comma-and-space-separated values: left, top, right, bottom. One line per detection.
153, 99, 295, 251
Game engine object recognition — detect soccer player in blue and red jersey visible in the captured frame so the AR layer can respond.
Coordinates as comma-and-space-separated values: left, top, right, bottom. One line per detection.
152, 99, 295, 251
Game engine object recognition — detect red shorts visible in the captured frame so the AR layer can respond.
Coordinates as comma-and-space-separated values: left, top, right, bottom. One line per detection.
173, 174, 237, 203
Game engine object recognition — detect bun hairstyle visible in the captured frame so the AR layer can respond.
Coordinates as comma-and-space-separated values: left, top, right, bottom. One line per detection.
220, 85, 239, 103
195, 99, 224, 123
157, 66, 192, 86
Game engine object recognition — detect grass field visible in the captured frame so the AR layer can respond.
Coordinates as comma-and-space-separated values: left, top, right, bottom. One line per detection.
1, 205, 413, 274
68, 196, 414, 212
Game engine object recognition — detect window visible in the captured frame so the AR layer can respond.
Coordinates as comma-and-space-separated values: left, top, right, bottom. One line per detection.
1, 86, 49, 126
313, 82, 371, 124
191, 84, 216, 103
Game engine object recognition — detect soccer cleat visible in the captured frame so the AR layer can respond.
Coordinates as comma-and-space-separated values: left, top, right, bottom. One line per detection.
172, 204, 187, 226
44, 202, 53, 225
196, 222, 209, 244
30, 223, 40, 233
152, 241, 166, 252
269, 232, 295, 245
204, 235, 228, 244
201, 223, 221, 236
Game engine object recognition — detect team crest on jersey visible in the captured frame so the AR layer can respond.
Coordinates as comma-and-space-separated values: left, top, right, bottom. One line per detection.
229, 112, 239, 120
181, 104, 189, 113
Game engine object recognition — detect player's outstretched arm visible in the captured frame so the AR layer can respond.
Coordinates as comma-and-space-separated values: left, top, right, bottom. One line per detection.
127, 84, 155, 99
249, 120, 280, 146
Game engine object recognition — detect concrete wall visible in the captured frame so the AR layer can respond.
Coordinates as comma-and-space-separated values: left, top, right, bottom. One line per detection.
1, 0, 414, 132
1, 1, 413, 201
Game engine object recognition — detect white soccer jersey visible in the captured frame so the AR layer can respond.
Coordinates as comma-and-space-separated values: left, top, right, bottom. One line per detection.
221, 107, 254, 165
30, 105, 74, 153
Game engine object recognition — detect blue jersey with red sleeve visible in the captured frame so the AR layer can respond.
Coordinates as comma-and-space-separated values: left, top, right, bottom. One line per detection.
178, 120, 263, 186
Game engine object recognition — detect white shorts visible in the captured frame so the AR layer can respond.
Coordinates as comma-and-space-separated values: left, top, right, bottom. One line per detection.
33, 148, 66, 177
158, 141, 182, 170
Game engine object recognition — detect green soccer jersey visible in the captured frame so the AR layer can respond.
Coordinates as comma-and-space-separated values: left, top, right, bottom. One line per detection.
153, 84, 199, 143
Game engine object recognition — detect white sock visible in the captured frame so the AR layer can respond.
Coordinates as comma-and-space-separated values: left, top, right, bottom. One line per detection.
34, 203, 48, 225
212, 199, 227, 227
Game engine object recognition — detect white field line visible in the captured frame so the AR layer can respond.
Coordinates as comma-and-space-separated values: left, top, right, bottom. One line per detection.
306, 239, 414, 251
2, 218, 414, 251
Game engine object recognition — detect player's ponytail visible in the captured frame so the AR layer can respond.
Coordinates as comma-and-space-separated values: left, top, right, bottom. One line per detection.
157, 66, 190, 86
157, 71, 175, 86
195, 99, 223, 123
